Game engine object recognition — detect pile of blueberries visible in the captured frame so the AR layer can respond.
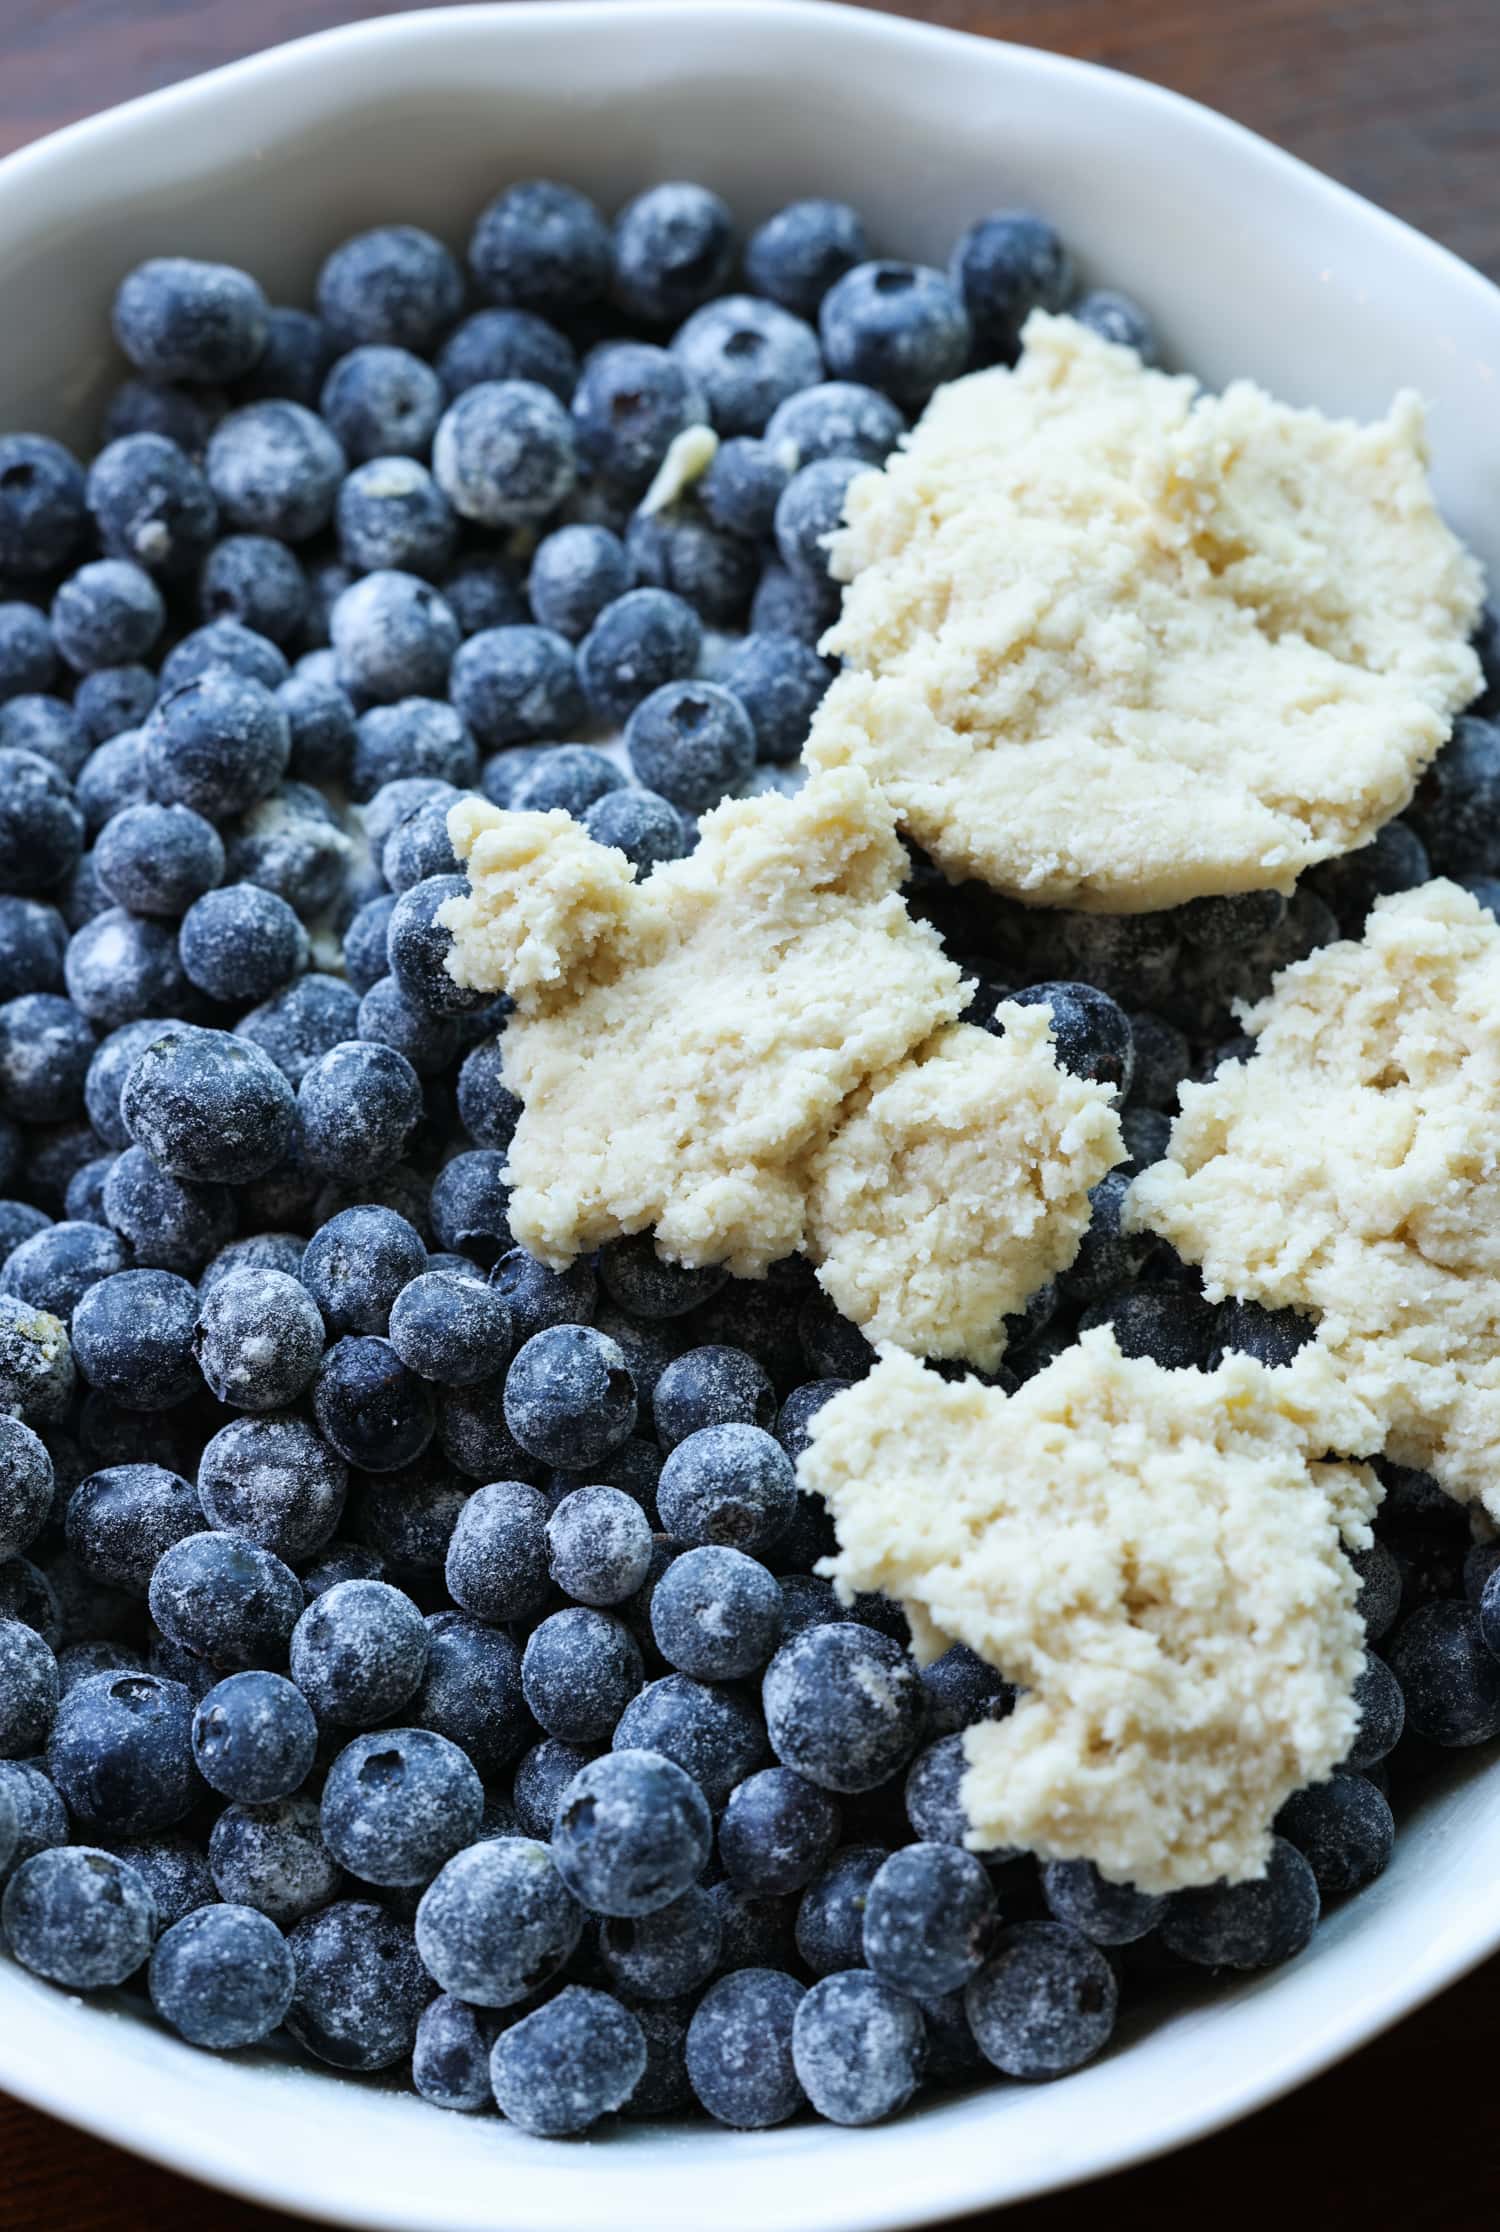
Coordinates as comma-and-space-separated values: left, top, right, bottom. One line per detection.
0, 172, 1497, 2141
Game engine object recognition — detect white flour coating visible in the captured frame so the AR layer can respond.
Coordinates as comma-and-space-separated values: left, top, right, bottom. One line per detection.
805, 312, 1483, 912
799, 1336, 1379, 1891
1132, 879, 1500, 1516
440, 773, 1121, 1363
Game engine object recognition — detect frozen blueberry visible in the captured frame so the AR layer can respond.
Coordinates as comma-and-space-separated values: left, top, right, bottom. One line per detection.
764, 1623, 921, 1794
204, 400, 345, 545
1350, 1540, 1403, 1641
113, 257, 267, 383
746, 199, 868, 320
149, 1531, 302, 1672
527, 525, 630, 642
648, 1545, 783, 1682
612, 182, 735, 325
509, 744, 622, 819
409, 1610, 529, 1777
191, 1668, 317, 1803
949, 210, 1073, 363
321, 1724, 481, 1886
571, 341, 708, 496
0, 1418, 52, 1562
819, 261, 969, 405
655, 1347, 778, 1450
444, 1479, 550, 1623
503, 1323, 636, 1470
719, 632, 830, 765
331, 571, 460, 703
909, 1647, 1008, 1745
718, 1766, 839, 1898
386, 1267, 510, 1387
191, 1272, 323, 1415
85, 432, 217, 579
432, 381, 577, 528
224, 776, 350, 917
142, 668, 290, 822
93, 801, 223, 920
1210, 1296, 1316, 1371
438, 306, 579, 403
75, 668, 158, 749
2, 1222, 126, 1322
416, 1833, 582, 2006
0, 604, 56, 702
1161, 1836, 1323, 1971
198, 1412, 346, 1567
3, 1843, 156, 1990
343, 897, 400, 1002
413, 1994, 494, 2113
490, 1984, 644, 2135
336, 456, 456, 579
149, 1900, 294, 2048
1276, 1771, 1394, 1898
0, 1759, 65, 1878
657, 1424, 795, 1555
856, 1841, 995, 2001
286, 1897, 432, 2069
447, 622, 583, 748
1059, 1169, 1155, 1304
121, 1024, 294, 1187
300, 1539, 385, 1600
773, 456, 863, 584
1074, 287, 1157, 359
381, 792, 462, 890
437, 1373, 546, 1484
313, 1335, 436, 1472
552, 1746, 711, 1916
0, 993, 93, 1127
792, 1970, 926, 2125
317, 225, 463, 354
160, 622, 291, 701
489, 1248, 596, 1344
1079, 1280, 1214, 1371
793, 1843, 885, 1975
208, 1791, 341, 1927
102, 1149, 235, 1276
0, 749, 85, 892
318, 345, 444, 464
965, 1919, 1117, 2079
546, 1486, 653, 1608
1387, 1601, 1499, 1745
296, 1039, 422, 1182
509, 1736, 587, 1842
178, 882, 307, 1005
425, 1152, 510, 1267
0, 1620, 58, 1757
0, 434, 86, 577
624, 679, 755, 813
765, 380, 906, 468
235, 971, 360, 1085
437, 561, 526, 646
47, 1669, 199, 1834
598, 1882, 721, 2003
521, 1607, 643, 1744
49, 558, 163, 675
288, 1575, 427, 1729
685, 1967, 804, 2127
698, 436, 789, 541
352, 702, 476, 804
1035, 1857, 1164, 1946
625, 502, 758, 629
611, 1672, 765, 1810
467, 178, 609, 315
64, 1462, 199, 1596
277, 671, 355, 786
237, 303, 331, 404
671, 295, 823, 438
577, 588, 701, 726
1307, 818, 1431, 928
105, 1832, 213, 1931
69, 1267, 197, 1407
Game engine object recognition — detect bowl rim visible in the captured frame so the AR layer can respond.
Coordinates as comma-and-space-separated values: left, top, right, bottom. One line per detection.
3, 3, 1500, 2224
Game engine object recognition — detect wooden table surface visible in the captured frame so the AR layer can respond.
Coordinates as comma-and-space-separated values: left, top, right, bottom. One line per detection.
2, 0, 1499, 2226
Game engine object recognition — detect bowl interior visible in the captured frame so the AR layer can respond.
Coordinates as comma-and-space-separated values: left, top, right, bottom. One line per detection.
1, 6, 1499, 2228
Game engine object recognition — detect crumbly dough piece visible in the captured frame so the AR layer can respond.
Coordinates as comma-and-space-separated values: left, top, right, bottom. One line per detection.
805, 313, 1482, 912
805, 1004, 1121, 1371
799, 1336, 1379, 1891
1131, 879, 1500, 1515
441, 773, 1122, 1360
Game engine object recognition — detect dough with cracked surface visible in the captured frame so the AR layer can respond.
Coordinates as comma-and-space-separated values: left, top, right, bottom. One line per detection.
440, 772, 1121, 1362
799, 1335, 1379, 1891
805, 312, 1482, 912
1131, 879, 1500, 1515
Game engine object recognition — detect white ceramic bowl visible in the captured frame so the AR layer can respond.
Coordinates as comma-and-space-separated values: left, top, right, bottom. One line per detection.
2, 4, 1499, 2224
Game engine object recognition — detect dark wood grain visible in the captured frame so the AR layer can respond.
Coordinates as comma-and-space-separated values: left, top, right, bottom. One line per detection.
1, 1, 1498, 2226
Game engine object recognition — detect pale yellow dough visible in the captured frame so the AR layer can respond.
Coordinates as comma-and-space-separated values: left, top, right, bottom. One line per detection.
440, 772, 1122, 1363
805, 312, 1482, 912
1131, 879, 1500, 1516
799, 1336, 1380, 1891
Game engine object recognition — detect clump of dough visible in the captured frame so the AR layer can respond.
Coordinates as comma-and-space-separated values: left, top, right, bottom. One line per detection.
1131, 878, 1500, 1516
799, 1336, 1379, 1892
805, 312, 1482, 913
440, 771, 1122, 1362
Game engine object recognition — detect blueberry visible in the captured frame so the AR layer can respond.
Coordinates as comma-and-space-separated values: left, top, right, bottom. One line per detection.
209, 1791, 343, 1927
413, 1994, 495, 2113
316, 222, 462, 352
64, 1462, 199, 1596
1349, 1540, 1403, 1641
93, 800, 225, 920
490, 1248, 597, 1343
121, 1024, 294, 1187
199, 1412, 347, 1567
1058, 1171, 1154, 1304
193, 1270, 323, 1419
685, 1966, 805, 2127
791, 1969, 926, 2126
1409, 715, 1500, 878
427, 1149, 512, 1264
0, 693, 90, 779
75, 667, 158, 749
443, 1479, 550, 1622
342, 899, 400, 1003
0, 1620, 58, 1757
0, 896, 66, 1000
301, 1540, 386, 1600
1162, 1836, 1321, 1970
698, 436, 790, 541
502, 1322, 636, 1470
948, 211, 1073, 363
571, 341, 708, 495
286, 1898, 433, 2070
746, 199, 869, 320
509, 1737, 587, 1842
1209, 1296, 1316, 1370
671, 295, 823, 438
1307, 818, 1430, 928
277, 671, 355, 784
448, 622, 583, 748
352, 699, 476, 800
611, 181, 734, 324
526, 525, 630, 642
178, 882, 307, 1005
235, 970, 359, 1084
655, 1346, 779, 1448
408, 1610, 529, 1777
965, 1919, 1117, 2076
337, 456, 456, 579
576, 590, 700, 730
437, 308, 579, 403
0, 993, 92, 1127
65, 908, 187, 1030
0, 1291, 73, 1426
521, 1607, 643, 1744
1074, 287, 1157, 361
512, 742, 625, 815
0, 603, 56, 701
1386, 1602, 1498, 1744
624, 679, 755, 813
593, 1241, 719, 1329
437, 1369, 545, 1484
71, 1267, 198, 1405
149, 1531, 302, 1672
47, 1669, 199, 1834
648, 1545, 783, 1682
0, 749, 85, 892
204, 400, 346, 545
320, 1726, 482, 1886
386, 1267, 510, 1387
197, 536, 309, 652
317, 345, 444, 464
330, 572, 460, 703
773, 456, 864, 586
600, 1881, 722, 2003
657, 1424, 795, 1554
1276, 1771, 1394, 1897
238, 304, 333, 406
382, 795, 462, 892
313, 1335, 436, 1472
490, 1983, 645, 2135
1038, 1857, 1165, 1945
431, 380, 577, 530
3, 1844, 156, 1990
717, 1767, 839, 1898
100, 381, 223, 457
106, 1832, 215, 1929
545, 1486, 652, 1608
719, 632, 831, 765
85, 433, 217, 579
191, 1668, 317, 1803
48, 559, 163, 676
552, 1747, 711, 1917
764, 1622, 922, 1795
416, 1834, 582, 2006
296, 1038, 422, 1180
626, 503, 759, 630
1079, 1282, 1215, 1371
143, 668, 291, 823
819, 261, 969, 405
611, 1672, 765, 1810
860, 1840, 997, 1999
915, 1644, 1013, 1742
0, 1418, 52, 1561
2, 1221, 127, 1321
113, 257, 268, 383
149, 1901, 294, 2048
440, 559, 527, 643
764, 380, 906, 470
0, 434, 86, 577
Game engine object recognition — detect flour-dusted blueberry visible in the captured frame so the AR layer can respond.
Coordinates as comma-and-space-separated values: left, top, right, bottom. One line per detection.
1387, 1602, 1498, 1744
489, 1249, 596, 1347
71, 1267, 198, 1405
74, 666, 157, 748
0, 1760, 64, 1878
626, 502, 759, 630
522, 1608, 643, 1745
553, 1747, 711, 1917
235, 972, 360, 1086
595, 1238, 721, 1326
1408, 714, 1500, 879
209, 1791, 343, 1926
149, 1900, 294, 2049
236, 299, 331, 403
599, 1882, 721, 2002
718, 1767, 840, 1897
437, 1369, 546, 1483
192, 1668, 318, 1802
773, 456, 863, 586
2, 1222, 126, 1322
331, 571, 460, 703
1074, 287, 1157, 360
143, 668, 291, 821
318, 345, 444, 465
0, 750, 84, 893
159, 617, 290, 695
490, 1983, 645, 2136
1162, 1838, 1322, 1970
671, 295, 823, 439
178, 882, 307, 1005
793, 1969, 926, 2126
1306, 817, 1431, 929
290, 1577, 428, 1727
624, 679, 755, 814
317, 224, 463, 355
1058, 1170, 1155, 1305
300, 1540, 386, 1599
0, 1418, 52, 1563
62, 1159, 114, 1225
432, 381, 577, 529
388, 1267, 511, 1386
547, 1486, 653, 1608
65, 1462, 200, 1596
612, 181, 735, 325
657, 1424, 795, 1556
313, 1335, 436, 1472
1039, 1858, 1165, 1945
1002, 980, 1136, 1099
384, 874, 492, 1026
439, 560, 527, 644
106, 1832, 214, 1929
336, 456, 456, 579
0, 604, 56, 702
277, 669, 356, 784
0, 693, 89, 780
100, 1149, 234, 1277
301, 1208, 426, 1341
113, 256, 267, 384
198, 1411, 348, 1564
719, 632, 831, 765
417, 1834, 583, 2005
1209, 1296, 1316, 1371
296, 1039, 423, 1183
765, 381, 906, 471
655, 1348, 778, 1450
819, 261, 969, 406
343, 896, 400, 1000
77, 734, 150, 834
354, 712, 475, 812
413, 1994, 494, 2113
620, 1993, 695, 2116
223, 778, 351, 918
948, 209, 1074, 363
444, 1478, 551, 1622
698, 436, 790, 541
0, 1620, 58, 1757
447, 622, 583, 752
81, 1022, 171, 1151
409, 1611, 529, 1778
0, 993, 93, 1127
50, 558, 164, 675
526, 525, 630, 643
577, 800, 683, 894
795, 1843, 887, 1975
764, 1623, 922, 1794
287, 1897, 433, 2070
86, 432, 218, 579
1350, 1540, 1403, 1641
381, 794, 462, 895
94, 801, 224, 919
578, 587, 701, 726
507, 746, 620, 821
861, 1841, 997, 1999
1079, 1281, 1215, 1371
0, 1294, 73, 1426
150, 1532, 302, 1671
686, 1967, 805, 2127
122, 1025, 295, 1186
571, 341, 708, 496
468, 178, 610, 315
1276, 1772, 1394, 1898
611, 1672, 766, 1810
964, 1919, 1118, 2079
0, 896, 67, 1000
510, 1736, 590, 1842
425, 1151, 510, 1267
3, 1844, 156, 1990
504, 1323, 636, 1470
322, 1726, 482, 1886
205, 400, 346, 544
47, 1668, 199, 1834
746, 199, 869, 321
649, 1546, 783, 1681
0, 433, 86, 577
913, 1644, 1012, 1742
438, 306, 579, 403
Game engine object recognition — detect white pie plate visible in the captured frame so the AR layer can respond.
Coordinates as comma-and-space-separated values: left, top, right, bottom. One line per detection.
2, 3, 1499, 2224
